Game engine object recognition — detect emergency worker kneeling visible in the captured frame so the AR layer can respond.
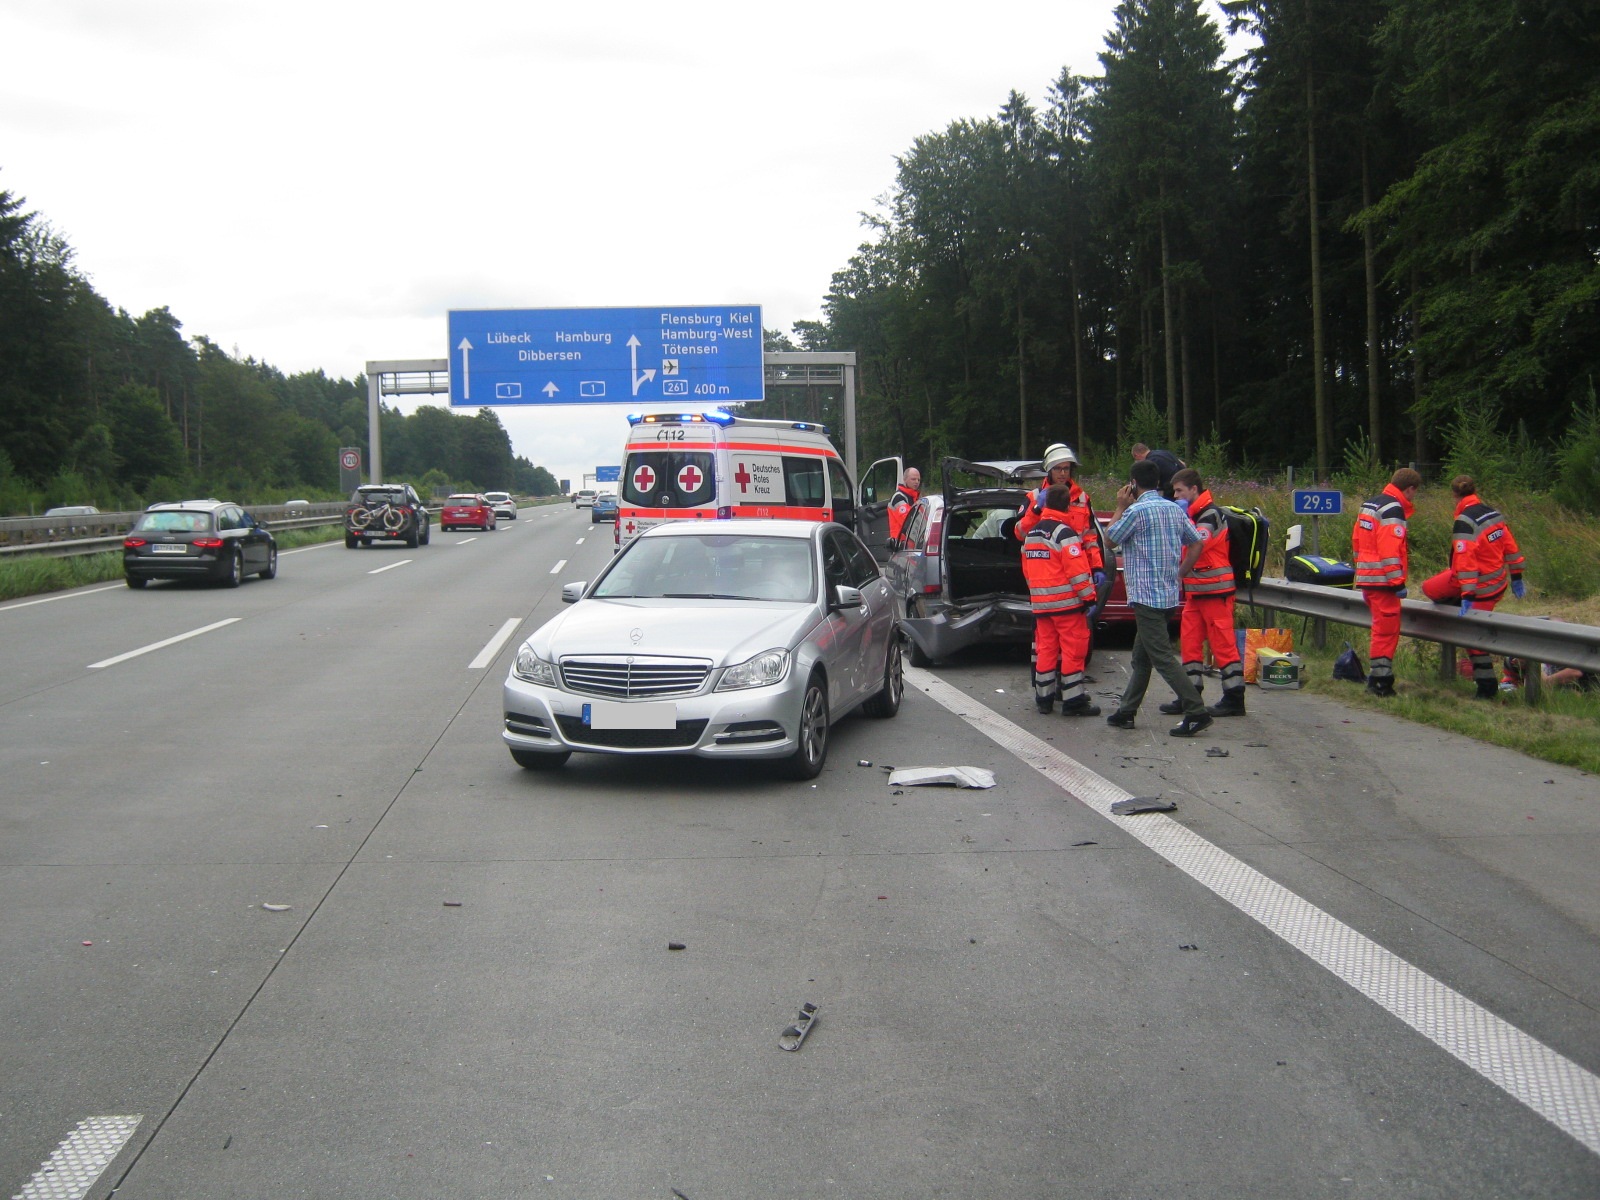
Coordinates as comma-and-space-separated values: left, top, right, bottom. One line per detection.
1022, 484, 1101, 717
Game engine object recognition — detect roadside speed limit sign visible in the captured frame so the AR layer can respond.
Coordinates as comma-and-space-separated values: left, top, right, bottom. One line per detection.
341, 450, 360, 471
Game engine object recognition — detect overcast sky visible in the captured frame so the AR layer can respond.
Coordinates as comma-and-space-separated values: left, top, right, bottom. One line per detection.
3, 0, 1238, 487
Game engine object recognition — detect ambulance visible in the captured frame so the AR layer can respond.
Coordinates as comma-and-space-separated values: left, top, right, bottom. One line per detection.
614, 410, 902, 553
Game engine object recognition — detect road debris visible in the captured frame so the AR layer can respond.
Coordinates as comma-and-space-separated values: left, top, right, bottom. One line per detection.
778, 1001, 819, 1051
1110, 796, 1176, 815
260, 903, 292, 912
667, 941, 686, 951
888, 766, 995, 789
443, 901, 463, 907
1205, 747, 1230, 758
858, 760, 873, 767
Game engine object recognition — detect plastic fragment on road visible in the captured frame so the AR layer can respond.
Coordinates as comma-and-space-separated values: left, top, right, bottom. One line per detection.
778, 1001, 819, 1051
667, 941, 686, 950
857, 759, 873, 767
887, 766, 996, 789
1110, 796, 1175, 815
261, 903, 292, 912
443, 901, 463, 907
1205, 747, 1230, 758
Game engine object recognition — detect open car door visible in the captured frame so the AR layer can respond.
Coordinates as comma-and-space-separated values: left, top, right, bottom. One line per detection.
856, 455, 903, 562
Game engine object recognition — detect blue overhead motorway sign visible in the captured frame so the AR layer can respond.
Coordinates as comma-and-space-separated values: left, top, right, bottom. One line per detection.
447, 305, 764, 407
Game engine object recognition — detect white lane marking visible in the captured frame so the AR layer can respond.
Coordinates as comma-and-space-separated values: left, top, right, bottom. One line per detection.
576, 537, 585, 544
906, 665, 1600, 1157
87, 619, 241, 670
14, 1114, 141, 1199
469, 618, 524, 669
368, 559, 412, 575
281, 541, 338, 556
458, 536, 478, 544
550, 559, 567, 574
0, 585, 122, 612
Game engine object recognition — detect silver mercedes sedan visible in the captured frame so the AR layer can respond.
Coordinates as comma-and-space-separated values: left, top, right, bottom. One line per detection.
502, 520, 903, 778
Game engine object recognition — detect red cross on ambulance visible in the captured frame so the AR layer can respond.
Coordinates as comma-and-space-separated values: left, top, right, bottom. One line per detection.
632, 464, 656, 492
677, 464, 704, 493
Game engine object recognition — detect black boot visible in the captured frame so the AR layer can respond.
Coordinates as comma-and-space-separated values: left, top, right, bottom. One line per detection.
1366, 677, 1395, 697
1207, 688, 1247, 717
1036, 699, 1056, 714
1158, 699, 1186, 715
1473, 679, 1498, 700
1062, 698, 1102, 717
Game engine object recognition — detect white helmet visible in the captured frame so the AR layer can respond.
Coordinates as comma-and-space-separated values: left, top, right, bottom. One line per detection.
1042, 443, 1079, 474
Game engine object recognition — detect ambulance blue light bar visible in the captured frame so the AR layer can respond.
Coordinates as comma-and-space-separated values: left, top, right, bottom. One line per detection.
625, 410, 738, 426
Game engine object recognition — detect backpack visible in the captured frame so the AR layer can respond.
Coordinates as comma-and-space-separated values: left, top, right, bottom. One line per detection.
1218, 505, 1269, 588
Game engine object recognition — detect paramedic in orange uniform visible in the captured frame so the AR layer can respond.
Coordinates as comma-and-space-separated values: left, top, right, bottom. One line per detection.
1352, 467, 1421, 696
1421, 474, 1527, 699
1014, 444, 1106, 591
1021, 484, 1101, 717
1164, 468, 1245, 717
887, 467, 921, 541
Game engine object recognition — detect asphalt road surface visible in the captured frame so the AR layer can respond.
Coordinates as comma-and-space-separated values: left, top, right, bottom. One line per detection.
2, 504, 1597, 1199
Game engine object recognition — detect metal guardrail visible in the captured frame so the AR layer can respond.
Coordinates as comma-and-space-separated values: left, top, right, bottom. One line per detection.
1237, 578, 1600, 699
0, 504, 348, 559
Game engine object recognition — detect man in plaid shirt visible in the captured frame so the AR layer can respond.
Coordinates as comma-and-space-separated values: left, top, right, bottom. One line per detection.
1104, 459, 1212, 736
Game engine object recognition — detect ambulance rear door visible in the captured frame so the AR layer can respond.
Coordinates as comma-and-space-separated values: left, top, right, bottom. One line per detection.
618, 440, 718, 547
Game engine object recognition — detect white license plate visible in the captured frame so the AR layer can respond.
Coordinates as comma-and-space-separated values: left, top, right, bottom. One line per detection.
583, 700, 677, 730
151, 544, 188, 554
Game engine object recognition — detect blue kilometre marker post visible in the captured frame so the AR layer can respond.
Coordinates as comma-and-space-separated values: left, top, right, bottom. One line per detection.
448, 305, 764, 408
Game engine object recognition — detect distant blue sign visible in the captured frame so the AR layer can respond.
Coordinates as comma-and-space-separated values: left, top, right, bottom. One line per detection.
448, 306, 764, 407
595, 465, 621, 483
1292, 489, 1343, 515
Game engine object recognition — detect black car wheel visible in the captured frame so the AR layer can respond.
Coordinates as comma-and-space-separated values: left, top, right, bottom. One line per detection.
511, 749, 571, 770
862, 637, 903, 718
420, 522, 431, 546
125, 575, 147, 589
260, 546, 278, 579
781, 674, 830, 780
345, 533, 360, 549
221, 548, 243, 588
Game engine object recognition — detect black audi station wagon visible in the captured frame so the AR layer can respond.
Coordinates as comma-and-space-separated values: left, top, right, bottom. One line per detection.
123, 499, 278, 589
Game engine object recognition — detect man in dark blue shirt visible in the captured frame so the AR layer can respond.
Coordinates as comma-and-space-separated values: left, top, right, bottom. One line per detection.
1132, 444, 1185, 500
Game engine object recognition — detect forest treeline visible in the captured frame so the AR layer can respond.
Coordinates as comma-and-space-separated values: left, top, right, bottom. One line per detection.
798, 0, 1600, 509
0, 185, 559, 515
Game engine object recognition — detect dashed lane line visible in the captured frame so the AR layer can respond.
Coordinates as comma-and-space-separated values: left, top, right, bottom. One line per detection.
86, 619, 241, 670
907, 664, 1600, 1157
469, 618, 524, 670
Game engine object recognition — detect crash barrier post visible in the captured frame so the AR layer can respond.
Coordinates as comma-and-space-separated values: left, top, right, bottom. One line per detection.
1236, 579, 1600, 703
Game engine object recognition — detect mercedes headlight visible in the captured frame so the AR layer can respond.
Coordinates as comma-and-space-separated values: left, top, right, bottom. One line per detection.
716, 648, 791, 691
514, 644, 558, 686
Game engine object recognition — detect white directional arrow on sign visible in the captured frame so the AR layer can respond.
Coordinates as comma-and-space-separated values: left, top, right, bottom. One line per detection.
457, 337, 474, 400
542, 382, 559, 398
627, 335, 656, 396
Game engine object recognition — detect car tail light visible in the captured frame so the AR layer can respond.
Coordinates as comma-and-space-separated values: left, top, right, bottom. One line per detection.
192, 537, 224, 549
925, 514, 943, 556
124, 537, 146, 548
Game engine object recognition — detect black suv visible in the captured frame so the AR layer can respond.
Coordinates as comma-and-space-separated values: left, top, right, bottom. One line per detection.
345, 484, 431, 549
124, 500, 278, 588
